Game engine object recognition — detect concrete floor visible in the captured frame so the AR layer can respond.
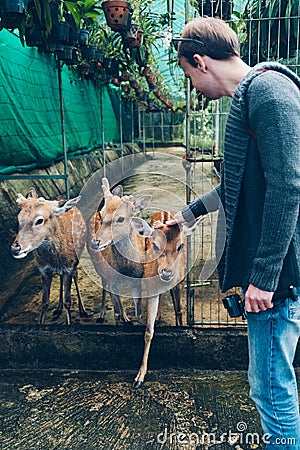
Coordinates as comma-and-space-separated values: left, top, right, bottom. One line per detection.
0, 369, 267, 450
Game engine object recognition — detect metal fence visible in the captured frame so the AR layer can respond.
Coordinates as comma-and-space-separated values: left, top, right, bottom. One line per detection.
184, 0, 300, 326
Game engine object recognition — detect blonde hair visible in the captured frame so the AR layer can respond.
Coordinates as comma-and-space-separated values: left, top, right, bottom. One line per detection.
178, 17, 239, 65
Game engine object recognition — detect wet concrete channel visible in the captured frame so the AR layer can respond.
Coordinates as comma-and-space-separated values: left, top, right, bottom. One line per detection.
0, 368, 272, 450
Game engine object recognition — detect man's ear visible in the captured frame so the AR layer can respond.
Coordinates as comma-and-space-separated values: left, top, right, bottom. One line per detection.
193, 54, 207, 72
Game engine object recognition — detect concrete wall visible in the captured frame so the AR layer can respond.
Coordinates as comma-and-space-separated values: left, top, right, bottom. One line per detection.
1, 324, 299, 371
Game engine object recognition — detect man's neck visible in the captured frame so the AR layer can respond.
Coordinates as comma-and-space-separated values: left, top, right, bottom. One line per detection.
209, 57, 251, 97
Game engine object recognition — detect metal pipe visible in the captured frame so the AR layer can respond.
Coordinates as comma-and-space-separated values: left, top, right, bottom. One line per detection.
99, 83, 106, 176
57, 60, 70, 199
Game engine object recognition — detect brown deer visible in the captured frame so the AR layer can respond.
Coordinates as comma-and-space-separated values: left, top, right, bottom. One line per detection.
88, 178, 151, 324
131, 211, 203, 388
11, 188, 87, 325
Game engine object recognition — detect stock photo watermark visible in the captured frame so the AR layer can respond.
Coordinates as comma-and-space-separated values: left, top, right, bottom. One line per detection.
156, 421, 297, 447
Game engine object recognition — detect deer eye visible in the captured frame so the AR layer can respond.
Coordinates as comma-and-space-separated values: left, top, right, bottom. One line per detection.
177, 243, 184, 253
153, 243, 160, 253
34, 216, 44, 227
116, 217, 125, 223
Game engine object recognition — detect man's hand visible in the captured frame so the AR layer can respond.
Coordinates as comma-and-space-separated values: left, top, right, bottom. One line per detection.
165, 211, 186, 226
245, 284, 274, 313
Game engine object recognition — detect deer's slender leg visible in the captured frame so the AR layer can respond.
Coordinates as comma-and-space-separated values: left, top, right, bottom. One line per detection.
53, 275, 63, 317
63, 273, 72, 325
170, 284, 183, 326
132, 280, 143, 324
97, 279, 107, 323
73, 270, 88, 318
132, 295, 159, 389
40, 271, 52, 325
110, 293, 131, 324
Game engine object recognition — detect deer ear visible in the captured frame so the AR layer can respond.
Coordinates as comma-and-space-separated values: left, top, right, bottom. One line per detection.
130, 217, 154, 237
112, 185, 123, 198
101, 177, 113, 199
132, 195, 152, 214
181, 216, 205, 236
25, 187, 38, 199
52, 196, 81, 215
37, 197, 46, 205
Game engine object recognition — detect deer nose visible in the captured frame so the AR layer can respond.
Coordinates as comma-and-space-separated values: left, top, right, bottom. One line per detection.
11, 243, 21, 256
91, 239, 100, 250
160, 269, 174, 282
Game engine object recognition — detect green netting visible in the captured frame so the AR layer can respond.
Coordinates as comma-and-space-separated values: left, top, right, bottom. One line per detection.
0, 30, 120, 175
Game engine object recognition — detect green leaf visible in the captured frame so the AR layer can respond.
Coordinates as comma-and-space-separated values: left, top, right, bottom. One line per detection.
33, 0, 42, 22
42, 0, 52, 34
65, 1, 81, 27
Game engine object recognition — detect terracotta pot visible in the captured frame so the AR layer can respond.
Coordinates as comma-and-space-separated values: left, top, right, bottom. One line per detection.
146, 74, 156, 86
123, 25, 143, 48
102, 0, 132, 31
127, 30, 143, 48
141, 66, 151, 77
111, 77, 120, 86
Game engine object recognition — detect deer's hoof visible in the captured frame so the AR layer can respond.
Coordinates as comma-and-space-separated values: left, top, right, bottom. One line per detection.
132, 379, 143, 390
66, 315, 71, 326
80, 310, 89, 318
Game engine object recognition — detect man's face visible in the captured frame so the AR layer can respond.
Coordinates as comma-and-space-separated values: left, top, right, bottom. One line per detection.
179, 55, 222, 100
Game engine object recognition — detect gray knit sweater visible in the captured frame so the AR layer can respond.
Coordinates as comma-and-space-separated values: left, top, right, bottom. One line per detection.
182, 62, 300, 293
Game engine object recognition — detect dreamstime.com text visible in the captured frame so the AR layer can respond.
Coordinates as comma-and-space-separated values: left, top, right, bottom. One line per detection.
156, 422, 297, 447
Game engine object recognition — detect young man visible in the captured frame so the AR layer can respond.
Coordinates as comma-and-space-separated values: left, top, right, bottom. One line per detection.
167, 17, 300, 449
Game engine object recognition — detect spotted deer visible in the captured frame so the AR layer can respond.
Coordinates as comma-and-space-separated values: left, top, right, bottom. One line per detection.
11, 188, 87, 325
131, 211, 203, 388
88, 178, 151, 324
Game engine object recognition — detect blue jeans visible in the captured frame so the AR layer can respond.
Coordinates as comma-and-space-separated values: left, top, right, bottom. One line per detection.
247, 295, 300, 449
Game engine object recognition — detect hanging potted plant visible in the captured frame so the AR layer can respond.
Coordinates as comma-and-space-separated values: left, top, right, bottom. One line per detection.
125, 5, 167, 69
64, 0, 102, 60
3, 0, 53, 47
45, 0, 79, 60
24, 2, 45, 48
49, 1, 71, 48
65, 0, 102, 40
101, 0, 132, 31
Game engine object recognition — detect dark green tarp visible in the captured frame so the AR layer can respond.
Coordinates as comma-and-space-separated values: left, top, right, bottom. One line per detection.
0, 30, 120, 174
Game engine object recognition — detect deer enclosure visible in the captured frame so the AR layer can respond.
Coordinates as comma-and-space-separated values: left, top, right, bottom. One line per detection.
1, 147, 241, 328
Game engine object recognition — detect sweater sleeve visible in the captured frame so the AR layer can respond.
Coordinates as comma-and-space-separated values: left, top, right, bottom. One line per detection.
182, 185, 222, 222
247, 71, 300, 291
